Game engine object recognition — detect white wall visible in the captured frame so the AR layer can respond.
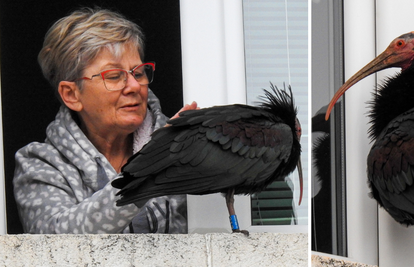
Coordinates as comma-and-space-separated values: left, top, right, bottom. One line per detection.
343, 0, 378, 265
180, 0, 246, 107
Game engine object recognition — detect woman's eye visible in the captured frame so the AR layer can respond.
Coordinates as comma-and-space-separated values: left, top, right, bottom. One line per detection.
104, 71, 123, 80
134, 72, 144, 79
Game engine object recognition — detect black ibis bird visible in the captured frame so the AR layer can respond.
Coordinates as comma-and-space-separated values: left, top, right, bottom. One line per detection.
326, 31, 414, 225
112, 84, 303, 234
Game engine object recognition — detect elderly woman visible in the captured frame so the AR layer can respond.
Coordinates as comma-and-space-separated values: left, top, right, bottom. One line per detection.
13, 8, 196, 234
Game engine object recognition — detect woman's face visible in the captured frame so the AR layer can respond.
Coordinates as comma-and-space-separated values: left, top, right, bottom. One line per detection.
77, 44, 149, 138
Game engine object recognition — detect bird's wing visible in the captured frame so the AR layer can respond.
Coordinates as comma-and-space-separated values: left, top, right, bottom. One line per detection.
368, 108, 414, 223
113, 104, 294, 205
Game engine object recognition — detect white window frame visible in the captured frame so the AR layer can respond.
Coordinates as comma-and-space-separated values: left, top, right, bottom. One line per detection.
312, 0, 379, 265
343, 0, 378, 265
181, 0, 307, 234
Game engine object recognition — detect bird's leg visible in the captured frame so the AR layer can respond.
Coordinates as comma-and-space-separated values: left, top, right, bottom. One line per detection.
226, 188, 249, 236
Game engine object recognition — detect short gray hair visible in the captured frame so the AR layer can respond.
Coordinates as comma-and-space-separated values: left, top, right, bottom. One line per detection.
38, 7, 146, 101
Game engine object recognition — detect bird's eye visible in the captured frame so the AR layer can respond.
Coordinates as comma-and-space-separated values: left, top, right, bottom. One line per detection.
396, 40, 405, 47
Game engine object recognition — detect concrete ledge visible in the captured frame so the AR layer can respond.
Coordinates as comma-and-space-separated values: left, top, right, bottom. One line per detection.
311, 254, 378, 267
0, 233, 307, 266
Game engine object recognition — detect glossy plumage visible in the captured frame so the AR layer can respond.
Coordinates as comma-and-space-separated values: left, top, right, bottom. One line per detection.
326, 32, 414, 224
112, 84, 303, 233
367, 67, 414, 224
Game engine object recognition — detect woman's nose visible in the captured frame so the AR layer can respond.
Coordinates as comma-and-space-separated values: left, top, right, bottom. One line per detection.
123, 73, 143, 93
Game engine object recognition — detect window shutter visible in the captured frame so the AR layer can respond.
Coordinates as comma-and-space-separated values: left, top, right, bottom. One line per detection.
243, 0, 308, 225
251, 180, 295, 225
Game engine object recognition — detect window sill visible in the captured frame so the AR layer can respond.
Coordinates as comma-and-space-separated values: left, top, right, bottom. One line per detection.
312, 253, 378, 267
0, 233, 307, 266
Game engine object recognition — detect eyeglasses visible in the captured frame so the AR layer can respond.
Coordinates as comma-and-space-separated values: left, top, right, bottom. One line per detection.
77, 62, 155, 91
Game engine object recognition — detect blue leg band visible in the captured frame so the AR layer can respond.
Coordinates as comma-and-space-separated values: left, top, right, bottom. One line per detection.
230, 215, 239, 230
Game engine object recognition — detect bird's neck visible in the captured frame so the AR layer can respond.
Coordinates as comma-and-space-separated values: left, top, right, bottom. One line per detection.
368, 67, 414, 139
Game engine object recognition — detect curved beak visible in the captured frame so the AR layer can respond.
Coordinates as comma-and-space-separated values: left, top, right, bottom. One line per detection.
325, 32, 414, 120
297, 158, 303, 206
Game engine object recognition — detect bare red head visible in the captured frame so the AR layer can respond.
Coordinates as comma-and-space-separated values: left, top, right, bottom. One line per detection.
325, 31, 414, 120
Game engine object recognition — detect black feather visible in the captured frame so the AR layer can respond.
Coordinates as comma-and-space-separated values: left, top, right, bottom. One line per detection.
112, 83, 301, 210
368, 67, 414, 141
364, 62, 414, 225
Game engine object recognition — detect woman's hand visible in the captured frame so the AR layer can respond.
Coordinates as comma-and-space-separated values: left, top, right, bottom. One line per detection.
170, 101, 199, 120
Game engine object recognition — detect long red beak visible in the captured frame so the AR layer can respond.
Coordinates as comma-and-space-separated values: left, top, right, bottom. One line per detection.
325, 32, 414, 120
297, 158, 303, 206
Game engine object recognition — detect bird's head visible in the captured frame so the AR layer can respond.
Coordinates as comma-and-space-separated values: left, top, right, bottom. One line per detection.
295, 117, 302, 142
294, 117, 303, 205
325, 31, 414, 120
261, 84, 303, 205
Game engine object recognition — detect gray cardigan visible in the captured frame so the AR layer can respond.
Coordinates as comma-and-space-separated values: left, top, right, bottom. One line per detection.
13, 89, 187, 234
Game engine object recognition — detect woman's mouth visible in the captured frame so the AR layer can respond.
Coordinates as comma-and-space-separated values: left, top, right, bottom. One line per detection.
121, 103, 140, 111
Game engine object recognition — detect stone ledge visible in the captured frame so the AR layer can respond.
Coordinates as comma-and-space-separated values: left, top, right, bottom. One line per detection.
311, 254, 378, 267
0, 233, 307, 266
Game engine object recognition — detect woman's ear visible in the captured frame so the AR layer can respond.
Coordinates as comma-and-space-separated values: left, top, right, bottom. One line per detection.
58, 81, 83, 111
